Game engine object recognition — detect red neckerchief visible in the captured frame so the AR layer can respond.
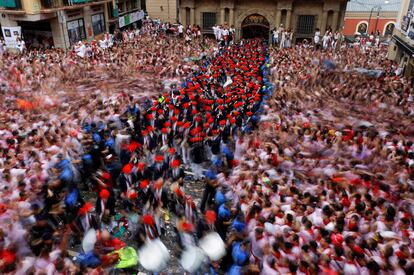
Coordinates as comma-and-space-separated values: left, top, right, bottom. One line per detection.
273, 251, 281, 259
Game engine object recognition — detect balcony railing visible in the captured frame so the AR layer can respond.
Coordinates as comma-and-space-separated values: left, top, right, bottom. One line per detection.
40, 0, 62, 9
40, 0, 107, 10
64, 0, 90, 4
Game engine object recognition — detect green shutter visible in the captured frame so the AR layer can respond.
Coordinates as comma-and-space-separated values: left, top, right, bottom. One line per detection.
113, 6, 119, 18
124, 14, 130, 26
0, 0, 17, 8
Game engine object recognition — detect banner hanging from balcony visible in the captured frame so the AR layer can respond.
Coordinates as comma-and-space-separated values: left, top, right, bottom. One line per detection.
0, 0, 17, 8
1, 26, 21, 49
401, 0, 414, 42
119, 10, 145, 28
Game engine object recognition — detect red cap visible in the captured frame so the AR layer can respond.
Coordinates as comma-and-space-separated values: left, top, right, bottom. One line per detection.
100, 189, 110, 200
190, 137, 203, 143
143, 214, 155, 225
171, 159, 181, 168
140, 180, 149, 189
128, 191, 138, 200
128, 141, 140, 152
137, 162, 146, 171
205, 210, 217, 224
102, 172, 111, 180
155, 155, 164, 163
78, 202, 94, 215
181, 222, 193, 232
122, 163, 133, 174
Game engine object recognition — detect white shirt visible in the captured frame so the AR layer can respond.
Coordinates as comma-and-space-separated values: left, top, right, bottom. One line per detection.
314, 31, 321, 44
178, 25, 184, 33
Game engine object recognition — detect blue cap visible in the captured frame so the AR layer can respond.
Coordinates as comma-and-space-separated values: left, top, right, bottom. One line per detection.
232, 219, 246, 233
205, 170, 217, 180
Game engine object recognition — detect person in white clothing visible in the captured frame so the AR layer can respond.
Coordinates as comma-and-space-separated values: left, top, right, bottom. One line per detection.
223, 28, 229, 46
74, 41, 86, 58
177, 23, 184, 38
322, 31, 331, 49
314, 28, 321, 49
16, 37, 25, 53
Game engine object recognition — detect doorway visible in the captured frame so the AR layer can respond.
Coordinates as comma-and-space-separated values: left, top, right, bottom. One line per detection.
241, 13, 270, 39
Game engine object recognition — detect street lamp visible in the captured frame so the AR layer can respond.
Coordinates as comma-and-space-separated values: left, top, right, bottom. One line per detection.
368, 5, 380, 35
367, 0, 389, 35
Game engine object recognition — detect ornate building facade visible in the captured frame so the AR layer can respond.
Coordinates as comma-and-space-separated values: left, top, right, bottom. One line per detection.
172, 0, 349, 41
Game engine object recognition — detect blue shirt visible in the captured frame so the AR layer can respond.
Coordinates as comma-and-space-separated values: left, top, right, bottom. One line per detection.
218, 204, 230, 221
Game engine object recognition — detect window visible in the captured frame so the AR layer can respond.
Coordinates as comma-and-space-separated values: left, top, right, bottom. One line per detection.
383, 22, 395, 36
185, 7, 190, 26
296, 15, 315, 35
224, 8, 229, 24
92, 13, 105, 35
202, 12, 216, 30
67, 18, 86, 45
356, 22, 368, 34
280, 10, 287, 27
118, 1, 124, 14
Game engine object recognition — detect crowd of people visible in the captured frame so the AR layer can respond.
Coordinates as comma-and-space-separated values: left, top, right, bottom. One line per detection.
213, 25, 236, 46
271, 25, 294, 49
1, 15, 414, 275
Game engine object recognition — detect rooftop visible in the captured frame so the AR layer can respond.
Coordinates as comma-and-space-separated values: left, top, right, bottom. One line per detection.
346, 0, 401, 12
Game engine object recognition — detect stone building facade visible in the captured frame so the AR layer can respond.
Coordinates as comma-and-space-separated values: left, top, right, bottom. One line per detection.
0, 0, 142, 49
161, 0, 349, 41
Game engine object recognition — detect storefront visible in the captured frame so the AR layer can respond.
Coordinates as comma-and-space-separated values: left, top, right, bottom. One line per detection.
67, 18, 86, 45
64, 4, 108, 46
19, 20, 54, 49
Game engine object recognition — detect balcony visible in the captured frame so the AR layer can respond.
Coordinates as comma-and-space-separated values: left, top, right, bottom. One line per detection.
40, 0, 110, 11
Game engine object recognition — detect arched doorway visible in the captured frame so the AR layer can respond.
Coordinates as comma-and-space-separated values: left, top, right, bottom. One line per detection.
241, 14, 270, 39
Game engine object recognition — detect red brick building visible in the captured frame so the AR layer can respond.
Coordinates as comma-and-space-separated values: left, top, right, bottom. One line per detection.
343, 0, 400, 37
